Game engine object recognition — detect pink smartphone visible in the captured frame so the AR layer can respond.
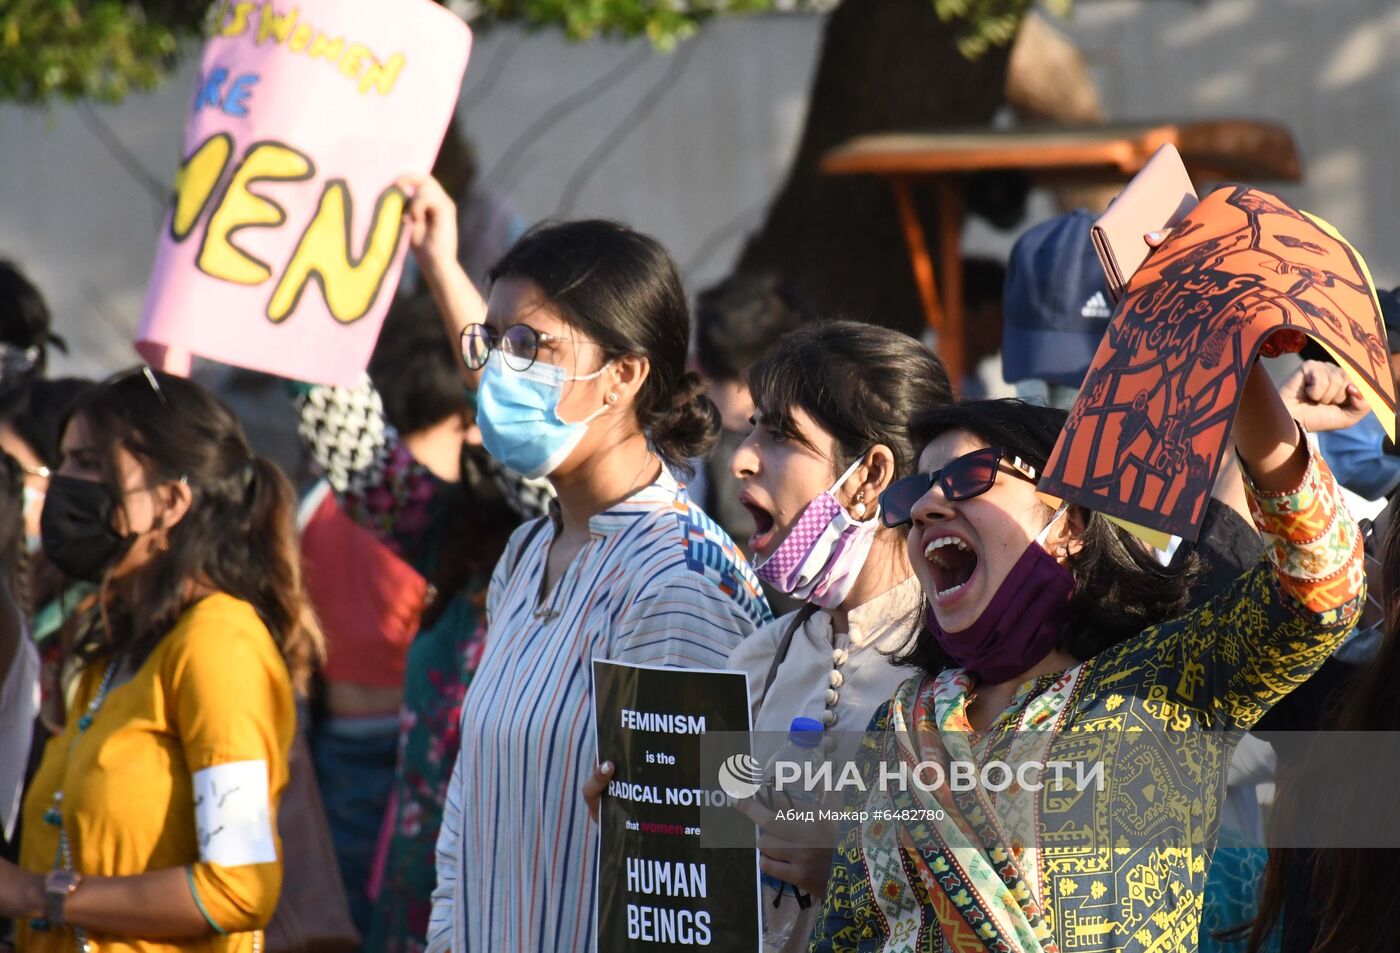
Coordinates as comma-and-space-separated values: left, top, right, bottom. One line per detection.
1091, 143, 1199, 302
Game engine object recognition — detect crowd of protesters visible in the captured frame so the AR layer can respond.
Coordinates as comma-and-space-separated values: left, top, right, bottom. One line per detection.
0, 156, 1397, 953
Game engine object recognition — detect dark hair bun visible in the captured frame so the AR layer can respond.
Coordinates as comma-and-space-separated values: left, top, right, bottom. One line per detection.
644, 371, 720, 477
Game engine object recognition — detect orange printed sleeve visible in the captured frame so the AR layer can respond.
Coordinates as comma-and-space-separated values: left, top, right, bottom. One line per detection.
1243, 443, 1365, 624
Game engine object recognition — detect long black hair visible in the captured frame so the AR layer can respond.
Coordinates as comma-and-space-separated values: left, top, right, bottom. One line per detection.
899, 399, 1199, 672
489, 219, 719, 475
64, 369, 323, 691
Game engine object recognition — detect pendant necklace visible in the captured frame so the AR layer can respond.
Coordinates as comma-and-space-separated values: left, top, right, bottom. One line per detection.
35, 656, 121, 952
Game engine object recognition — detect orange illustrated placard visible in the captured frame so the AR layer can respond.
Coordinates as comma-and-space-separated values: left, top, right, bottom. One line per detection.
1038, 185, 1396, 544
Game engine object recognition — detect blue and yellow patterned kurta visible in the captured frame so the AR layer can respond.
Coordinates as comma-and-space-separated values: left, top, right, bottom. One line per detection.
810, 448, 1362, 953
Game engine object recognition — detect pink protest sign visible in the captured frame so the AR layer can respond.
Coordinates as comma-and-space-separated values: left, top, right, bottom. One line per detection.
137, 0, 471, 385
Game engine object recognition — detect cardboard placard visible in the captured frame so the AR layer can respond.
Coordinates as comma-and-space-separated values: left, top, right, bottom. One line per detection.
137, 0, 470, 385
593, 660, 760, 953
1039, 185, 1396, 544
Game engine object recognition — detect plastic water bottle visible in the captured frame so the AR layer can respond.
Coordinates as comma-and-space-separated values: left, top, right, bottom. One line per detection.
759, 716, 824, 951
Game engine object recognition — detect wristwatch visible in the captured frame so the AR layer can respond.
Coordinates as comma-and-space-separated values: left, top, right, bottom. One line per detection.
43, 871, 82, 928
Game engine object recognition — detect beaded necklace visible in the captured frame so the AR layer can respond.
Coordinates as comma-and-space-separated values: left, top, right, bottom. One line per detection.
33, 656, 120, 952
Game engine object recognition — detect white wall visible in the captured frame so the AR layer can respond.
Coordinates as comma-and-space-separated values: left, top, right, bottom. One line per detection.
0, 1, 1396, 379
1061, 0, 1400, 286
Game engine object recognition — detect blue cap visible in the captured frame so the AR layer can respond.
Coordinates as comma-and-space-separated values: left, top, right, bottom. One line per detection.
788, 716, 824, 748
1380, 286, 1400, 353
1002, 209, 1112, 388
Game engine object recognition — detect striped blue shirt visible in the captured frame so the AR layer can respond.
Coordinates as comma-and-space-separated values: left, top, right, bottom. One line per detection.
428, 469, 770, 952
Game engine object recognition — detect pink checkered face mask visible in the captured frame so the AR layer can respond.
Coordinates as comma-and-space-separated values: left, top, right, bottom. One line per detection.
754, 455, 880, 609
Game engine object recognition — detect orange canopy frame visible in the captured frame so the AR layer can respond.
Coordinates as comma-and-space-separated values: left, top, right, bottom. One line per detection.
820, 120, 1303, 390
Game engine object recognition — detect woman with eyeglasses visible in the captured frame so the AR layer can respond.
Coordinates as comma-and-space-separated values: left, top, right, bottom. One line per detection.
581, 320, 951, 950
809, 362, 1369, 953
423, 212, 771, 953
0, 369, 322, 952
293, 295, 550, 950
278, 177, 559, 952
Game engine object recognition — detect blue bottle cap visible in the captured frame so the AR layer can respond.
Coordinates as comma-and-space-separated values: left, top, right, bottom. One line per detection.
788, 716, 824, 748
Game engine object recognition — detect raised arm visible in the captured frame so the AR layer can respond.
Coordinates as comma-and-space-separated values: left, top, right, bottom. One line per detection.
1236, 359, 1367, 619
397, 174, 486, 388
1233, 361, 1312, 493
1101, 358, 1369, 730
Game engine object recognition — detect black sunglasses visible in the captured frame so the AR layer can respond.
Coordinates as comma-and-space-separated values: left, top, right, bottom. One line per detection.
879, 446, 1038, 528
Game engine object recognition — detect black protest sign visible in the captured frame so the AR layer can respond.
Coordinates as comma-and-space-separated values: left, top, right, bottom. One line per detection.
593, 659, 758, 953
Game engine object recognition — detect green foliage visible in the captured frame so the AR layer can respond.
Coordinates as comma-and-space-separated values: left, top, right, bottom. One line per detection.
932, 0, 1039, 59
1, 0, 1042, 104
0, 0, 210, 104
470, 0, 1040, 55
468, 0, 780, 51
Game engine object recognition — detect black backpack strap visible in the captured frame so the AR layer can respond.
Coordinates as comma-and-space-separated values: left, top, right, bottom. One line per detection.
759, 604, 820, 701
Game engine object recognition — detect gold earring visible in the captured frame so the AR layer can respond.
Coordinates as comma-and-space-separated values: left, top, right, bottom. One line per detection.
853, 493, 867, 519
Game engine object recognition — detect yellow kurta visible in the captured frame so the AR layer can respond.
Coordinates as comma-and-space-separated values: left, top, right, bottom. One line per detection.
19, 593, 295, 952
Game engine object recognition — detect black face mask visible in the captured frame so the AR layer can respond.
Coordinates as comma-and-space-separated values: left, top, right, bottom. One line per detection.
40, 475, 136, 583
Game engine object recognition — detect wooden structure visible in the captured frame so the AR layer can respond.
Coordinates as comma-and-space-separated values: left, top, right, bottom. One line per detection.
821, 120, 1303, 387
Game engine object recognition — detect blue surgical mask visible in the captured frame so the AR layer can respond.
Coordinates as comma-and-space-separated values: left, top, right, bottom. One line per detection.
476, 352, 611, 479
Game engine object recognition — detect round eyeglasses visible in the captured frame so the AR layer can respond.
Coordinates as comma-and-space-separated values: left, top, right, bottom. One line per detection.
461, 323, 573, 372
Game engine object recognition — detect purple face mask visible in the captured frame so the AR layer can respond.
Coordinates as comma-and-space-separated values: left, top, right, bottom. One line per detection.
926, 507, 1075, 684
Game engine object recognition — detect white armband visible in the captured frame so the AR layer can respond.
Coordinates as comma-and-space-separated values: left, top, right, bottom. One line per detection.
193, 760, 278, 866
